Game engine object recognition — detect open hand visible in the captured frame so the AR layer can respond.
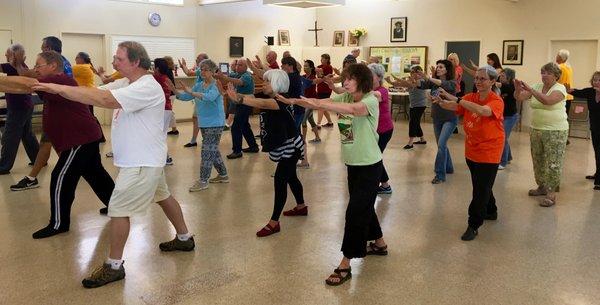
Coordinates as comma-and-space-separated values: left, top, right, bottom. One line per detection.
226, 83, 238, 101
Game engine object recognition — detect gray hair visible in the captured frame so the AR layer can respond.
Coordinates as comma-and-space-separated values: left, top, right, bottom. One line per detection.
263, 69, 289, 94
541, 62, 562, 79
199, 59, 218, 73
367, 63, 385, 85
9, 43, 24, 54
477, 65, 499, 80
557, 49, 570, 61
503, 68, 516, 83
118, 41, 151, 70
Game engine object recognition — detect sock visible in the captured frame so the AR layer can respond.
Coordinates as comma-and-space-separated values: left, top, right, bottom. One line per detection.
27, 175, 36, 180
106, 258, 123, 270
177, 233, 192, 241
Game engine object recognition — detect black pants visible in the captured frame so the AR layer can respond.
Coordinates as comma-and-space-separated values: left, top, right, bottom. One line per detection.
0, 106, 39, 171
591, 129, 600, 185
408, 106, 426, 137
49, 141, 114, 230
271, 154, 304, 221
231, 104, 257, 153
466, 159, 499, 229
378, 129, 393, 183
342, 161, 383, 259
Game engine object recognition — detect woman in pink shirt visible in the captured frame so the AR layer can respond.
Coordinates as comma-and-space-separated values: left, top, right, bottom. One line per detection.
368, 64, 394, 194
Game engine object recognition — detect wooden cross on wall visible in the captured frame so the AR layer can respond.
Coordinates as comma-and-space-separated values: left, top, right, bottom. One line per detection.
308, 21, 323, 47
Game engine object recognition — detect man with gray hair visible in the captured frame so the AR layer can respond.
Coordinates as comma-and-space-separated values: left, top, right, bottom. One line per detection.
33, 41, 195, 288
556, 49, 574, 133
0, 44, 39, 175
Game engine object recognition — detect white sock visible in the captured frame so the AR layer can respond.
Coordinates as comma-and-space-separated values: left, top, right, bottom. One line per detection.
106, 258, 123, 270
27, 175, 36, 180
177, 233, 192, 241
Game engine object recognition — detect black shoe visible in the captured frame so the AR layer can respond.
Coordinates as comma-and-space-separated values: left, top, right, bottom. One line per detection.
453, 128, 459, 134
414, 140, 427, 145
99, 207, 108, 215
242, 146, 259, 153
594, 185, 600, 190
167, 130, 179, 135
227, 152, 243, 159
566, 139, 570, 145
403, 144, 414, 150
10, 176, 39, 191
585, 174, 596, 180
461, 226, 478, 241
32, 224, 69, 239
484, 212, 497, 220
0, 169, 10, 175
183, 142, 197, 148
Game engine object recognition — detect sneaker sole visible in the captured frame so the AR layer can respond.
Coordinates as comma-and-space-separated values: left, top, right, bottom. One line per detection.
209, 180, 229, 184
82, 274, 125, 288
189, 187, 209, 192
10, 185, 40, 191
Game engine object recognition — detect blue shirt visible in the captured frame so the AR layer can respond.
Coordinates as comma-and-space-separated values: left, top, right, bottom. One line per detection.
236, 72, 255, 95
287, 71, 305, 115
194, 67, 203, 83
176, 79, 225, 128
61, 55, 73, 77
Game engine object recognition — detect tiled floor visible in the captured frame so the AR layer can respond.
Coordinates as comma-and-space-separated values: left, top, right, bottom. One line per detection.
1, 119, 598, 305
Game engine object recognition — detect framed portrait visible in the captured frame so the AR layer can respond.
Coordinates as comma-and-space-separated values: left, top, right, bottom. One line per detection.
278, 30, 290, 46
502, 40, 524, 65
219, 62, 230, 74
369, 46, 428, 79
229, 37, 244, 58
390, 17, 407, 43
333, 30, 345, 47
348, 31, 358, 47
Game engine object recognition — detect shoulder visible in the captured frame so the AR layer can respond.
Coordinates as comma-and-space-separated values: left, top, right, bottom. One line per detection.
39, 74, 77, 86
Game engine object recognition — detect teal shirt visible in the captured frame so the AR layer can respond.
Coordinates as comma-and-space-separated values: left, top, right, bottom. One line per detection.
332, 92, 382, 166
176, 79, 225, 128
236, 72, 255, 95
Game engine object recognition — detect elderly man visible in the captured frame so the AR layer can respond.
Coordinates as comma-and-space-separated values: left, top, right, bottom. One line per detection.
0, 51, 114, 239
216, 60, 258, 159
556, 49, 574, 145
0, 44, 39, 175
266, 50, 279, 69
32, 41, 195, 288
351, 48, 361, 60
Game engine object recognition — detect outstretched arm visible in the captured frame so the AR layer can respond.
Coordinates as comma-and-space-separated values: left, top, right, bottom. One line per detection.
31, 82, 121, 109
0, 76, 38, 94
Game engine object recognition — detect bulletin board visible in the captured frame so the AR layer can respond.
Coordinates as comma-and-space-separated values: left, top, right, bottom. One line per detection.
369, 46, 428, 79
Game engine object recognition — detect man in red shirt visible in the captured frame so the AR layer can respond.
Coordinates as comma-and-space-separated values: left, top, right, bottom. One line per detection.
0, 51, 115, 239
266, 51, 279, 69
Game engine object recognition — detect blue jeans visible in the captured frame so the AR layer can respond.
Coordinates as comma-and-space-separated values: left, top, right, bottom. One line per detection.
433, 117, 458, 181
231, 104, 257, 153
501, 114, 519, 166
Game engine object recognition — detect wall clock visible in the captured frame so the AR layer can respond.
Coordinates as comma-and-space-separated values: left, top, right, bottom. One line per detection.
148, 12, 161, 27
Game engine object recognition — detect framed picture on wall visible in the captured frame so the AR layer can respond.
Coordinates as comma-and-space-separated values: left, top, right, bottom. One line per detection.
229, 37, 244, 58
348, 31, 358, 47
502, 40, 524, 65
333, 31, 345, 47
278, 30, 290, 46
390, 17, 407, 43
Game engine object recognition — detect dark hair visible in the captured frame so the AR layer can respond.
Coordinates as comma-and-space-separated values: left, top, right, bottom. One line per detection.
304, 60, 316, 76
281, 56, 299, 72
410, 65, 423, 73
434, 59, 455, 80
590, 71, 600, 86
487, 53, 502, 69
343, 55, 357, 68
76, 52, 91, 64
118, 41, 151, 70
43, 36, 62, 53
38, 51, 64, 71
341, 63, 373, 94
154, 57, 175, 83
321, 53, 331, 65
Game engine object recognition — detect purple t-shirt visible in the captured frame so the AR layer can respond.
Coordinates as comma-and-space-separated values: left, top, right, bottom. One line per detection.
375, 86, 393, 134
1, 63, 33, 110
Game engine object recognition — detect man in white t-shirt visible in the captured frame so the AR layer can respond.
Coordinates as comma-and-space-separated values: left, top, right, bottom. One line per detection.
33, 41, 194, 289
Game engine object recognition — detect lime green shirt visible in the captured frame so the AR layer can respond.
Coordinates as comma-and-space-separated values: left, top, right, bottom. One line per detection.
332, 92, 382, 165
530, 82, 569, 131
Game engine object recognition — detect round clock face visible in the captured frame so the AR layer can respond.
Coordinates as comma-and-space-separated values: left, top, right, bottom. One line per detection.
148, 12, 161, 26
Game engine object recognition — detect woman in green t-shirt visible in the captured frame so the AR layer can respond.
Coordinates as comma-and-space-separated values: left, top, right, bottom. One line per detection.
515, 62, 568, 207
278, 64, 388, 286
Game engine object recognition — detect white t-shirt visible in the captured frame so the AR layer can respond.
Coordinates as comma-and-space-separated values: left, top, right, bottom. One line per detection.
100, 74, 167, 167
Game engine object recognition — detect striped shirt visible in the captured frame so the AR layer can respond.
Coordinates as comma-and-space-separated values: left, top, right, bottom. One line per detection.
268, 135, 304, 162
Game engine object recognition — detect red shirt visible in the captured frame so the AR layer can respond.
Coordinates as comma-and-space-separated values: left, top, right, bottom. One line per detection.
317, 64, 333, 95
303, 74, 317, 98
456, 92, 505, 163
269, 61, 280, 69
37, 74, 102, 153
153, 73, 173, 110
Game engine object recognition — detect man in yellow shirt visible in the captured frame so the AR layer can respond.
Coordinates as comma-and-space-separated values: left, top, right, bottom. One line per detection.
556, 49, 573, 144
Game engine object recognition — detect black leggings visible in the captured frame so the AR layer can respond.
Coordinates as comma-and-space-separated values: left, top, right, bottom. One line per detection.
378, 129, 393, 183
591, 129, 600, 185
271, 155, 304, 221
466, 159, 499, 229
409, 106, 426, 138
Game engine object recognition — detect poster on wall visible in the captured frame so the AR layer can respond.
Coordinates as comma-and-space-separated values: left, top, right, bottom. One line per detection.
502, 40, 524, 65
229, 37, 244, 57
369, 46, 428, 80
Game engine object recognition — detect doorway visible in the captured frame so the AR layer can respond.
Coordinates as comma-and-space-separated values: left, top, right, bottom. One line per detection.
446, 41, 480, 95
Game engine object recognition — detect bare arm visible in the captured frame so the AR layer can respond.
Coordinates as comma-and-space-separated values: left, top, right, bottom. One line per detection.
31, 83, 122, 109
278, 95, 369, 117
0, 76, 38, 94
461, 63, 477, 77
225, 83, 278, 110
178, 58, 196, 77
436, 89, 492, 117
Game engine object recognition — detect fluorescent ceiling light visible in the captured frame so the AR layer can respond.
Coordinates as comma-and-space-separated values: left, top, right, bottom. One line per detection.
263, 0, 345, 8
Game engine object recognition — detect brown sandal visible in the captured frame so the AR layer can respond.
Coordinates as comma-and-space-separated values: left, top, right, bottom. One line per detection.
366, 242, 388, 256
325, 267, 352, 286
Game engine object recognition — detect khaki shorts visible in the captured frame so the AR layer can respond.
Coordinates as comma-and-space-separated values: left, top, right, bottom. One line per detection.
108, 167, 171, 217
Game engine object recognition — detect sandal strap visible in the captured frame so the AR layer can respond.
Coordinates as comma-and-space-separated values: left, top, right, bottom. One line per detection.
369, 242, 388, 251
333, 267, 351, 274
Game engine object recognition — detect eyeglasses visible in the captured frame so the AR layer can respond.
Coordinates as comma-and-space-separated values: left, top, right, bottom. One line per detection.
474, 77, 489, 82
33, 63, 49, 69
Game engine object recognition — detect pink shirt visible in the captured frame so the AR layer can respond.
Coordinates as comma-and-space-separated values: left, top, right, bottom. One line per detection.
375, 86, 393, 133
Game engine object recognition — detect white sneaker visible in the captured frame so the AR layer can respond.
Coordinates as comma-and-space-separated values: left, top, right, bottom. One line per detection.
189, 180, 209, 192
498, 164, 506, 170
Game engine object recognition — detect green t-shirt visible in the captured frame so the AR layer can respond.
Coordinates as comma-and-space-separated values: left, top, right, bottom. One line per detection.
332, 92, 382, 165
529, 82, 569, 130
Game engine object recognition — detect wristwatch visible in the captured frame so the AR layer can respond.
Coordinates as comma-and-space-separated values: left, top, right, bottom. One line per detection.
456, 97, 461, 104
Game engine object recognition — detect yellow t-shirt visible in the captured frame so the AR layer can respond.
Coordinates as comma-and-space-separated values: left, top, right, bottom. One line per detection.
109, 71, 123, 80
558, 63, 574, 100
72, 64, 95, 87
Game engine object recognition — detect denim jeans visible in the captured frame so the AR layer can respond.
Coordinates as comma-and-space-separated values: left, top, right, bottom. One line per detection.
433, 117, 458, 181
500, 114, 519, 166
